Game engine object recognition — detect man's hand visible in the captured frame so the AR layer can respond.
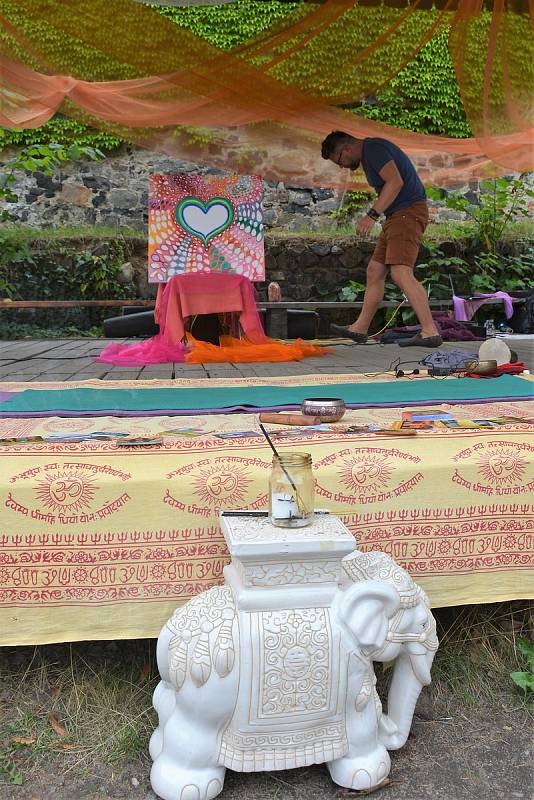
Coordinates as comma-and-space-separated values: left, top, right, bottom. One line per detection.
356, 213, 376, 237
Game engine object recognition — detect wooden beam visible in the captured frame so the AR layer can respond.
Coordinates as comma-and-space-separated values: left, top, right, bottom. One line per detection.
0, 299, 154, 309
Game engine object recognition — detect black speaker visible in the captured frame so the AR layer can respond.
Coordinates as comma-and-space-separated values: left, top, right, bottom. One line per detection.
287, 309, 319, 340
103, 311, 159, 337
258, 309, 318, 339
121, 305, 155, 316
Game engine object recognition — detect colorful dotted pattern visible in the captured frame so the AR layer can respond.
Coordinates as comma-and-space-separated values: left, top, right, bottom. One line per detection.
148, 174, 264, 283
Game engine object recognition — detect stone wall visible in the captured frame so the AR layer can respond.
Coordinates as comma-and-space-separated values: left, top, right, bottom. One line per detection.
7, 233, 530, 334
3, 144, 494, 231
23, 233, 522, 305
5, 145, 342, 231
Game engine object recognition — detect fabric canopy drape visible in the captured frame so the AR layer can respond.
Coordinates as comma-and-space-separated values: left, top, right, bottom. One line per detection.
1, 0, 533, 187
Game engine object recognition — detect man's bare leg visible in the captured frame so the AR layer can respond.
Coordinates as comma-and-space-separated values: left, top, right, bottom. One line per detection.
347, 260, 388, 334
390, 264, 440, 338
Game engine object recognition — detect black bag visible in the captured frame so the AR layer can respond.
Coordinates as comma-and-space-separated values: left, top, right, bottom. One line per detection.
510, 292, 534, 334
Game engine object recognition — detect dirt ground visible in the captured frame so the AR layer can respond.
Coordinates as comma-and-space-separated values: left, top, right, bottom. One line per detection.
1, 637, 532, 800
0, 703, 531, 800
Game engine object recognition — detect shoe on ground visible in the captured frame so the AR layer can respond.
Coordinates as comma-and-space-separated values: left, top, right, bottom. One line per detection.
330, 324, 368, 343
398, 334, 443, 348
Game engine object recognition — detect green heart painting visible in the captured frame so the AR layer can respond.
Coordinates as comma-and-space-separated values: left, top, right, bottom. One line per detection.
175, 196, 234, 246
149, 174, 265, 283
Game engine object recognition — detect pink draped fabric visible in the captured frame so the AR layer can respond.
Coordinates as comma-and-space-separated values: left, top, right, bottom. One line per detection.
96, 273, 266, 365
154, 273, 267, 345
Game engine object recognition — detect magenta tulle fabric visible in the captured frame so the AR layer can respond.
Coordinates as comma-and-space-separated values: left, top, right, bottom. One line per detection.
96, 334, 188, 366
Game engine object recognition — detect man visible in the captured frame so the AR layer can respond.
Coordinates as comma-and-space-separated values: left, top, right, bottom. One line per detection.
321, 131, 442, 347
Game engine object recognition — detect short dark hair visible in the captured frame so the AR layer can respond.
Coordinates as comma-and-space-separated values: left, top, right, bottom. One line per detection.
321, 131, 355, 160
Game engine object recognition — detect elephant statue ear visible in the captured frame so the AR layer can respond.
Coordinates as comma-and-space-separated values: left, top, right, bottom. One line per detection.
339, 580, 401, 651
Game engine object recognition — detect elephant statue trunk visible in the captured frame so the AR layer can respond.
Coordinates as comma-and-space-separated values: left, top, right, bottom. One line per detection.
379, 641, 437, 750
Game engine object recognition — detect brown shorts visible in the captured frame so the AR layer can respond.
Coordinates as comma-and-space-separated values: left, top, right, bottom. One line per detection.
372, 200, 429, 268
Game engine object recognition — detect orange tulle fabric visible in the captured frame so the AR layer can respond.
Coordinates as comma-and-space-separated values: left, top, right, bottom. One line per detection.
1, 0, 533, 185
185, 334, 332, 364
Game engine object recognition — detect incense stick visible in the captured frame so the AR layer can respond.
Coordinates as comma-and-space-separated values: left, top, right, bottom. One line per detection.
259, 423, 303, 512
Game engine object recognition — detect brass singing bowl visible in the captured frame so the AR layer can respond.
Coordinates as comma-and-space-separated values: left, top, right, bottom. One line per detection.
301, 397, 346, 422
464, 359, 498, 375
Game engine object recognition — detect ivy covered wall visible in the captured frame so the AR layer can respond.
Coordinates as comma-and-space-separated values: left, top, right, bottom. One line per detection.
0, 1, 470, 152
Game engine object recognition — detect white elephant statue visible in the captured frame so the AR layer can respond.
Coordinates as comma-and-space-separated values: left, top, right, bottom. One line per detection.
150, 550, 438, 800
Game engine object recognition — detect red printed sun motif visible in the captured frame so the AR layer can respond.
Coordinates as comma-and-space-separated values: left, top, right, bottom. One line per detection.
191, 462, 252, 507
476, 448, 527, 485
339, 453, 393, 495
35, 471, 97, 512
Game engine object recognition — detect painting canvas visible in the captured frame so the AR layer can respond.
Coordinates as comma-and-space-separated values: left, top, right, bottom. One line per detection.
148, 174, 264, 283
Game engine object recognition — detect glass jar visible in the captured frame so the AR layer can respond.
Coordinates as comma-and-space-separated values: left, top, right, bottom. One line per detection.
484, 319, 496, 337
269, 452, 314, 528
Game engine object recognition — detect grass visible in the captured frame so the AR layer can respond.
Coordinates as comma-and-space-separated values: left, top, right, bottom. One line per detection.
1, 224, 144, 242
268, 219, 534, 241
6, 220, 534, 244
0, 601, 531, 788
430, 601, 533, 710
0, 640, 157, 783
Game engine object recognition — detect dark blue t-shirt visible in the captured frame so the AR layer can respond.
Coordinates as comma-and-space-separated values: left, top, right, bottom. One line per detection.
361, 137, 426, 216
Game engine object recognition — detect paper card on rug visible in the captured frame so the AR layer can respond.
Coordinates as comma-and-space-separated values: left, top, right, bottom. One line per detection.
148, 174, 264, 283
402, 410, 454, 422
215, 430, 263, 440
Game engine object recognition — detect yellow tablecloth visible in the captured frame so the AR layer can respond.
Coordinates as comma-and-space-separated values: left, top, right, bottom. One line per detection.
0, 379, 532, 645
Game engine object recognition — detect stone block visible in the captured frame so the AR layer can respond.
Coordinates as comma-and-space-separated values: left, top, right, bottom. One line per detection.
92, 242, 110, 256
312, 188, 335, 201
316, 198, 338, 213
262, 208, 278, 226
25, 190, 45, 204
288, 190, 312, 206
117, 262, 134, 285
339, 246, 361, 269
59, 183, 93, 206
109, 188, 139, 209
35, 172, 61, 193
310, 242, 332, 256
82, 175, 110, 191
288, 216, 311, 232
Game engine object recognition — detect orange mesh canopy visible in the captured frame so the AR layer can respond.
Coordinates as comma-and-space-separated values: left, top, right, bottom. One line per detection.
1, 0, 533, 186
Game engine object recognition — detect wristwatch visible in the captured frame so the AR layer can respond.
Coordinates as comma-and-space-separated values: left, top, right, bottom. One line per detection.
366, 207, 381, 221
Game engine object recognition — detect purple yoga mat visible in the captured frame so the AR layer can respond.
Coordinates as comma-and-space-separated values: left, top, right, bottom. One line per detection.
0, 392, 19, 402
0, 395, 530, 418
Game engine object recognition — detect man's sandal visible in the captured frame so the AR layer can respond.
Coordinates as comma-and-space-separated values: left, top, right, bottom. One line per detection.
398, 334, 443, 348
330, 324, 368, 343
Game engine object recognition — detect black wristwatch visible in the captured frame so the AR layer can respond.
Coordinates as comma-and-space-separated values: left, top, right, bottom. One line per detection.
366, 207, 381, 221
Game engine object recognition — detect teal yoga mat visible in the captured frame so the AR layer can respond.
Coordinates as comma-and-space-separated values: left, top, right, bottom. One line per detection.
0, 376, 531, 417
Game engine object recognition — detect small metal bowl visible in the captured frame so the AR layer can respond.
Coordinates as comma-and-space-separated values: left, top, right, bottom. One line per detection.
301, 397, 346, 423
464, 359, 498, 375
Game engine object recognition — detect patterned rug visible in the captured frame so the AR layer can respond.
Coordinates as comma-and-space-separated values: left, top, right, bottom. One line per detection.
1, 397, 532, 644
